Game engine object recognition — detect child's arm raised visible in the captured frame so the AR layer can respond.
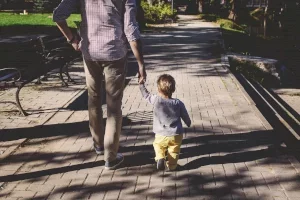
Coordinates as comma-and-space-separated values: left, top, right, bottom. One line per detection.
139, 84, 157, 105
180, 101, 191, 127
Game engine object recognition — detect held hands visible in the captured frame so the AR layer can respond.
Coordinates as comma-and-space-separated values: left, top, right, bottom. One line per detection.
138, 65, 147, 84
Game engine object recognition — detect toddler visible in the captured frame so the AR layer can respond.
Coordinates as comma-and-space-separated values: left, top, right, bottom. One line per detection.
139, 74, 191, 171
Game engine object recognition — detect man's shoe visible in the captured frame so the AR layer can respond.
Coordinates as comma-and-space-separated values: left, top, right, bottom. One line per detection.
105, 153, 124, 170
94, 144, 104, 155
157, 159, 165, 170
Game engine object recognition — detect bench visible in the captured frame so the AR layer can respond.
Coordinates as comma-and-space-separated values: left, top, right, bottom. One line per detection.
0, 36, 82, 116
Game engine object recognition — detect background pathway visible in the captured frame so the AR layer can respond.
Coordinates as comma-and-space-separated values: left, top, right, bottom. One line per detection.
0, 19, 299, 200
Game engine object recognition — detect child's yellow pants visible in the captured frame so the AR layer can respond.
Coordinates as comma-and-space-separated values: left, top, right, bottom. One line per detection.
153, 134, 183, 170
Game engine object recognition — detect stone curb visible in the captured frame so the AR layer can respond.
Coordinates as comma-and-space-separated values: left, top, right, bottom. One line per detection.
219, 29, 273, 130
219, 30, 300, 141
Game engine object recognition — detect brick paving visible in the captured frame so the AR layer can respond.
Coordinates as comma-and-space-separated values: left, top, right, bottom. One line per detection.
0, 19, 300, 200
0, 61, 86, 160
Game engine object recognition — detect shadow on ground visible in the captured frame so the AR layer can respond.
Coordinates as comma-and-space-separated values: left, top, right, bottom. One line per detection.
0, 117, 297, 199
0, 113, 289, 177
0, 25, 63, 37
1, 26, 300, 199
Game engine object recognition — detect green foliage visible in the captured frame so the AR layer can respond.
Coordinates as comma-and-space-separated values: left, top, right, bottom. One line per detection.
216, 18, 245, 32
199, 14, 245, 32
33, 0, 61, 12
141, 1, 175, 24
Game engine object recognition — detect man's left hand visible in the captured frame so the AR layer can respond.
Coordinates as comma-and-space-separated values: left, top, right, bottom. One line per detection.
138, 65, 147, 84
70, 38, 80, 51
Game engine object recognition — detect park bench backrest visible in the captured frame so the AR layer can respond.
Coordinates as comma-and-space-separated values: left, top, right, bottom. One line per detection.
0, 39, 43, 69
0, 36, 79, 85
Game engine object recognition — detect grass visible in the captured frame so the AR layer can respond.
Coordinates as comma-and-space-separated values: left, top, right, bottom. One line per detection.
0, 12, 81, 35
0, 12, 81, 28
216, 18, 246, 32
199, 14, 246, 33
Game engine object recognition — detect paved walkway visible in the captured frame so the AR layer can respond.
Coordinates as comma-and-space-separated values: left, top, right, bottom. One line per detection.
1, 19, 300, 200
0, 61, 87, 160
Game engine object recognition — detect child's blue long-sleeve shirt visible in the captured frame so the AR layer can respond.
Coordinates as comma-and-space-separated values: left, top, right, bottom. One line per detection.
139, 84, 191, 136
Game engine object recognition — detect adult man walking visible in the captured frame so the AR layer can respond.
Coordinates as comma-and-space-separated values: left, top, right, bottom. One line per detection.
53, 0, 146, 170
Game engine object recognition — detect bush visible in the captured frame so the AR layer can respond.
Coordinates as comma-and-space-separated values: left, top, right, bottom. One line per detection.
229, 57, 281, 87
217, 18, 245, 31
33, 0, 61, 12
141, 1, 175, 24
199, 14, 246, 32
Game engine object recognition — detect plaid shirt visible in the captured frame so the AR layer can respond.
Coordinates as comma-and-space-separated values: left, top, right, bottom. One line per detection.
53, 0, 140, 61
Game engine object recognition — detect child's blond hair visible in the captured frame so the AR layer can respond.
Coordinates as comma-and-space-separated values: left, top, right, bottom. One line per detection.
157, 74, 176, 98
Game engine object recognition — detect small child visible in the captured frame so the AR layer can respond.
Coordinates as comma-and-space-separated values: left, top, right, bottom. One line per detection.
139, 74, 191, 171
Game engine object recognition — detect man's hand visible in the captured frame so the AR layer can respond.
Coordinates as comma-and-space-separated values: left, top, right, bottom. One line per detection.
70, 36, 80, 51
138, 65, 147, 84
129, 40, 146, 84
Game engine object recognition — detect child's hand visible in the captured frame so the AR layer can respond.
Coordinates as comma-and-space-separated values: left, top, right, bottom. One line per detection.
138, 77, 146, 84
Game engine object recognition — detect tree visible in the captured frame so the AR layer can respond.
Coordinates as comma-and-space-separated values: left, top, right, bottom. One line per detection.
228, 0, 239, 20
197, 0, 205, 13
228, 0, 247, 21
136, 0, 146, 29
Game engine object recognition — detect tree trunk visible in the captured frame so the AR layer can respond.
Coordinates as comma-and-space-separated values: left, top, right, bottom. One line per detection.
228, 2, 236, 20
228, 0, 239, 21
198, 0, 204, 13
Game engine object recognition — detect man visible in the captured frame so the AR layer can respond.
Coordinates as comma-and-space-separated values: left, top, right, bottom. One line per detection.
53, 0, 146, 170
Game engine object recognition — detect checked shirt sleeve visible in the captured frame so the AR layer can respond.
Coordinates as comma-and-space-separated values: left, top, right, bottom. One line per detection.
124, 0, 141, 42
53, 0, 79, 22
